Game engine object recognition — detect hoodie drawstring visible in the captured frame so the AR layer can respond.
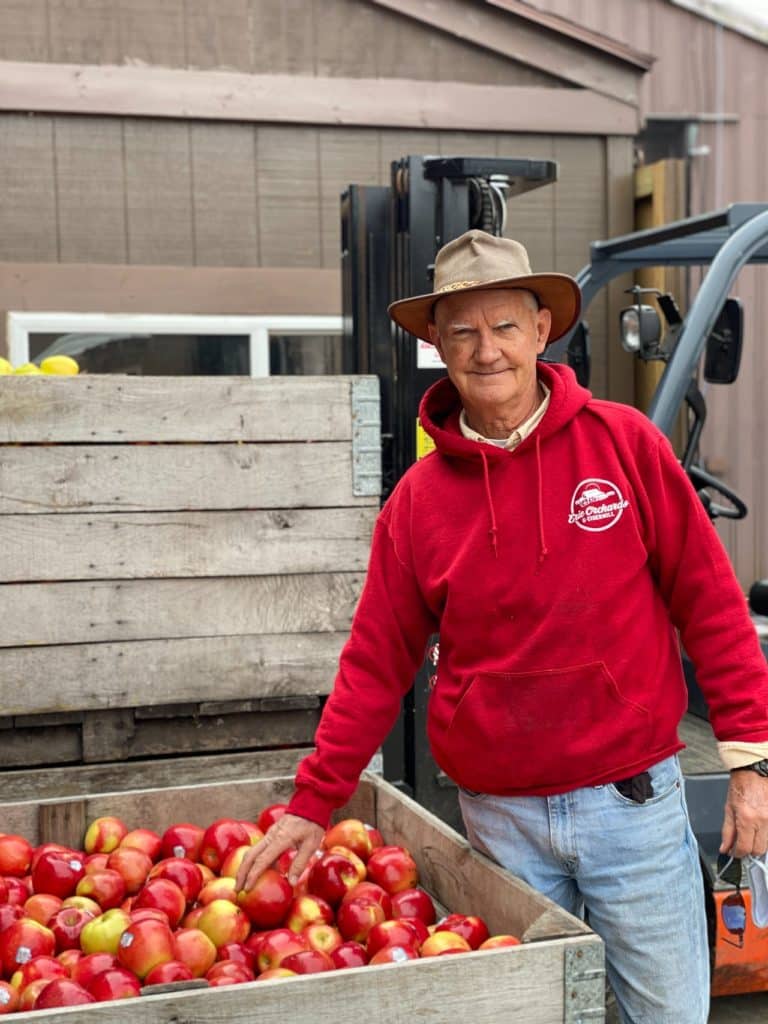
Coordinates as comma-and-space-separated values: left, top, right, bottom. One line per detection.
535, 434, 548, 563
479, 449, 499, 559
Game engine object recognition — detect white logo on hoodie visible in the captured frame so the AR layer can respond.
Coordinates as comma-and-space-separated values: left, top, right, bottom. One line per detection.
568, 478, 629, 532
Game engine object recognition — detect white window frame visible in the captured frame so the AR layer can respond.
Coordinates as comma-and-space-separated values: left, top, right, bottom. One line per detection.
5, 312, 344, 377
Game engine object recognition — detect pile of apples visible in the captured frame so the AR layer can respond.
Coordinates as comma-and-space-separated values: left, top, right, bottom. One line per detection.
0, 808, 520, 1013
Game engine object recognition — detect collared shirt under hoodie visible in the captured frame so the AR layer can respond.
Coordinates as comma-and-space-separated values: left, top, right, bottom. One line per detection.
288, 362, 768, 827
459, 382, 550, 450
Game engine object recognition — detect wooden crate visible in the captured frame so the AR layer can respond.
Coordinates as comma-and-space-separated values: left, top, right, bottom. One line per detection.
1, 770, 605, 1024
0, 374, 380, 767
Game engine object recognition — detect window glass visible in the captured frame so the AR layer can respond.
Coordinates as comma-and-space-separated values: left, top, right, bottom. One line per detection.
269, 334, 343, 375
28, 333, 250, 375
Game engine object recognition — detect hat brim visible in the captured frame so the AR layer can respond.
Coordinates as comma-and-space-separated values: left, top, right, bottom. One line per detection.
388, 273, 582, 346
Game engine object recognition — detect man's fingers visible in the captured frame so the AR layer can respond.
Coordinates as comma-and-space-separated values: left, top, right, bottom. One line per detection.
720, 802, 736, 855
235, 815, 326, 892
287, 833, 324, 887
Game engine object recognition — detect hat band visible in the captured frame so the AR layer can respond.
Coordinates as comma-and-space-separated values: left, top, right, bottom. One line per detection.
436, 279, 480, 293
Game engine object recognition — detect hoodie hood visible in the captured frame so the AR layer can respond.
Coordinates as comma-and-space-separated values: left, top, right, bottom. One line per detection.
417, 362, 592, 560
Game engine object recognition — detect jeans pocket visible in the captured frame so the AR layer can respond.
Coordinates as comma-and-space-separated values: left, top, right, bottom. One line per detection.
607, 755, 681, 807
457, 786, 488, 800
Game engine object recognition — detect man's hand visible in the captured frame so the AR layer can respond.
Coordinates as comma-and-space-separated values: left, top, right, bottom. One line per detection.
720, 771, 768, 858
235, 813, 325, 892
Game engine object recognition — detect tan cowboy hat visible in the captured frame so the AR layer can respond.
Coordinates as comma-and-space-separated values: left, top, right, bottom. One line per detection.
388, 229, 581, 345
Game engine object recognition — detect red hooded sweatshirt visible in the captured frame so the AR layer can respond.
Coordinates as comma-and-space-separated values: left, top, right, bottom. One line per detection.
288, 362, 768, 827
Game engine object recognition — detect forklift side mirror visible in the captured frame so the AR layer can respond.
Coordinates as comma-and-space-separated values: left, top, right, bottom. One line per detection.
566, 321, 591, 388
704, 297, 743, 384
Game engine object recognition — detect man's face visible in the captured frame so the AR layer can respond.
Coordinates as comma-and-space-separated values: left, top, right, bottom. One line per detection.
427, 288, 552, 422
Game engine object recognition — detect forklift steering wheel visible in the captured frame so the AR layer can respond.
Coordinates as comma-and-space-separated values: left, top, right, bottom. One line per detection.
687, 464, 747, 520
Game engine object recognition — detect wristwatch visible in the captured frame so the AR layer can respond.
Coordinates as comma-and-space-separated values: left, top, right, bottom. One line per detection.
732, 759, 768, 778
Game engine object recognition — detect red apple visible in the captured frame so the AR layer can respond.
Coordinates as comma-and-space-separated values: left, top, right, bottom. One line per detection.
76, 868, 126, 911
256, 804, 287, 833
107, 847, 153, 895
79, 908, 131, 956
220, 845, 253, 880
172, 927, 217, 978
420, 931, 471, 957
366, 846, 418, 894
132, 878, 186, 929
217, 941, 256, 971
56, 948, 83, 975
335, 896, 386, 943
0, 918, 56, 975
308, 853, 360, 906
325, 845, 366, 882
330, 940, 368, 969
284, 894, 335, 933
31, 850, 85, 901
143, 959, 194, 985
87, 966, 141, 1001
117, 918, 175, 980
17, 978, 49, 1011
256, 928, 308, 972
255, 967, 295, 981
119, 829, 162, 862
237, 868, 292, 928
160, 823, 205, 863
3, 877, 29, 907
391, 887, 436, 926
369, 944, 418, 965
301, 922, 343, 956
206, 959, 255, 986
200, 819, 250, 874
130, 907, 170, 927
280, 948, 334, 974
435, 913, 489, 950
10, 955, 66, 991
0, 981, 19, 1014
49, 906, 96, 952
61, 895, 101, 917
0, 878, 6, 905
23, 893, 62, 926
148, 857, 202, 903
182, 906, 205, 930
197, 863, 215, 885
275, 848, 297, 876
238, 822, 264, 846
71, 952, 119, 990
199, 876, 238, 905
365, 825, 384, 851
323, 819, 374, 862
479, 934, 521, 950
196, 899, 250, 949
0, 836, 32, 878
35, 978, 95, 1007
366, 919, 422, 958
399, 916, 430, 947
342, 881, 392, 918
83, 817, 128, 855
0, 904, 22, 933
83, 853, 110, 875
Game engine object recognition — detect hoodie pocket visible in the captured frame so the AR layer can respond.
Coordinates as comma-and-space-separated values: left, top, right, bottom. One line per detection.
440, 661, 651, 794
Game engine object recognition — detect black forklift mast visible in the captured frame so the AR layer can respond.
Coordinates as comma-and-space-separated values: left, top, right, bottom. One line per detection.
341, 155, 557, 829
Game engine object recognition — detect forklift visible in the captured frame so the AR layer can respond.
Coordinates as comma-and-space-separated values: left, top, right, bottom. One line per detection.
341, 159, 768, 994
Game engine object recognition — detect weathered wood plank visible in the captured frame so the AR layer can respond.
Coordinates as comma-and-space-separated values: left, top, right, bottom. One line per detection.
0, 375, 363, 443
0, 631, 346, 715
80, 707, 320, 764
0, 113, 58, 262
0, 724, 81, 768
0, 507, 375, 580
0, 573, 363, 647
0, 748, 305, 804
0, 442, 373, 514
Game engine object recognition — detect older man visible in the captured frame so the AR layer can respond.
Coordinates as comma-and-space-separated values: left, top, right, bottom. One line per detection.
238, 231, 768, 1022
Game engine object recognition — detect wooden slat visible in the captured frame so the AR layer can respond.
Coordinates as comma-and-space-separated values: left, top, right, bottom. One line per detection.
0, 507, 375, 580
0, 747, 305, 804
256, 126, 322, 267
184, 0, 253, 72
0, 375, 360, 442
47, 0, 121, 64
0, 723, 81, 768
0, 443, 374, 514
0, 573, 363, 646
0, 0, 48, 62
0, 631, 346, 715
0, 113, 58, 263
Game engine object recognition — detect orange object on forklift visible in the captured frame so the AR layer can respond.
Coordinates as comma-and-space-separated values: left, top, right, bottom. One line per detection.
711, 888, 768, 996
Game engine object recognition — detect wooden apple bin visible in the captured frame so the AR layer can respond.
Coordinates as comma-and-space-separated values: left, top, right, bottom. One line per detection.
1, 770, 604, 1023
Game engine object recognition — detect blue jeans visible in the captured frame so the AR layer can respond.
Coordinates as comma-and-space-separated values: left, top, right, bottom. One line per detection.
458, 755, 709, 1024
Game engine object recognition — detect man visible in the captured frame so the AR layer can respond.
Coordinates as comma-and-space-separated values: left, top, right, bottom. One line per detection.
238, 231, 768, 1022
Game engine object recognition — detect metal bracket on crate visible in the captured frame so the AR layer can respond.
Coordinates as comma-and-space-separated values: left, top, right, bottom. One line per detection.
351, 377, 382, 497
564, 943, 606, 1023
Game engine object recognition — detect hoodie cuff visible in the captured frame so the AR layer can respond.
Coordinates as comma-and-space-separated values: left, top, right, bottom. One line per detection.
718, 740, 768, 770
286, 787, 338, 830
